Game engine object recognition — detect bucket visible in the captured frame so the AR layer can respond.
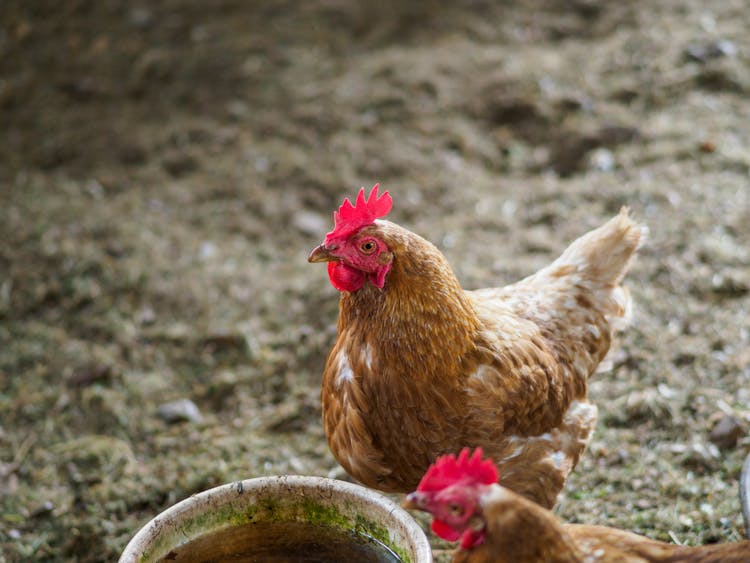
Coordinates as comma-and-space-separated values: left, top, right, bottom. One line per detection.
119, 475, 432, 562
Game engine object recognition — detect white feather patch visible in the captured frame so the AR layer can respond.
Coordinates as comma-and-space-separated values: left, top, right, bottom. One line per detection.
361, 344, 373, 370
499, 444, 525, 463
566, 400, 597, 424
549, 451, 566, 468
336, 352, 354, 388
468, 364, 493, 381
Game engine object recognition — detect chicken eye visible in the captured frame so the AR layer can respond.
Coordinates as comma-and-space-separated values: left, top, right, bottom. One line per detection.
359, 240, 377, 255
449, 503, 464, 517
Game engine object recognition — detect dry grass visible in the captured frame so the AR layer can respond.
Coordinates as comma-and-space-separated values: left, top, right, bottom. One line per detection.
1, 0, 749, 560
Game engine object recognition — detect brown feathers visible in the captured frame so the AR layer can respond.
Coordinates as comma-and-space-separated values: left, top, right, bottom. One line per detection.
317, 210, 645, 506
452, 484, 750, 563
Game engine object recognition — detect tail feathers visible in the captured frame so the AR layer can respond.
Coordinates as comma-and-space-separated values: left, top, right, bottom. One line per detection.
554, 207, 647, 288
546, 208, 646, 329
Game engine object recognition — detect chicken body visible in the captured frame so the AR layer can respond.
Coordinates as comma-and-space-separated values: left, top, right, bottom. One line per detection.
311, 193, 644, 507
440, 483, 750, 563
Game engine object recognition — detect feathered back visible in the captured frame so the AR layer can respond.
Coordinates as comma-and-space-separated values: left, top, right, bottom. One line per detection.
417, 448, 498, 492
325, 184, 392, 243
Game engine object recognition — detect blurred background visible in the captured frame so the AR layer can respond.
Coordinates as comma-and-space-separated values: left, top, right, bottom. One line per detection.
1, 1, 749, 560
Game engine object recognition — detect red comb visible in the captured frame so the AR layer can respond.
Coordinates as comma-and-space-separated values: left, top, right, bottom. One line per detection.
417, 448, 498, 492
325, 184, 392, 243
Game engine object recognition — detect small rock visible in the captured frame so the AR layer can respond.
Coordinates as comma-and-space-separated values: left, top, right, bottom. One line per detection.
589, 148, 616, 172
199, 241, 217, 260
678, 514, 694, 527
709, 414, 744, 449
157, 399, 203, 424
684, 39, 737, 63
699, 502, 714, 516
137, 306, 156, 325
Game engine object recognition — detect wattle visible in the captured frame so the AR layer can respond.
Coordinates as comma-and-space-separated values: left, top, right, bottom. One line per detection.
328, 261, 366, 292
459, 529, 486, 550
430, 519, 461, 542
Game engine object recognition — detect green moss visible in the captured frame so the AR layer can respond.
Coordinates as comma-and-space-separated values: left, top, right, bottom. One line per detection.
261, 497, 281, 516
244, 504, 260, 522
140, 503, 249, 561
300, 499, 351, 529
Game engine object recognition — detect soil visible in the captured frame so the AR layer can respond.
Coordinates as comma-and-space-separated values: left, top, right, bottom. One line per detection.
1, 1, 749, 561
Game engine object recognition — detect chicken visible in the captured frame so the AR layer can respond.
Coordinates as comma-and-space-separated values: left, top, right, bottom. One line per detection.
403, 448, 750, 563
308, 184, 645, 507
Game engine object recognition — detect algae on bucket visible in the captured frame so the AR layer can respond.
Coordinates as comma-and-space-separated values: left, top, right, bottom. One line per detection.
119, 475, 432, 563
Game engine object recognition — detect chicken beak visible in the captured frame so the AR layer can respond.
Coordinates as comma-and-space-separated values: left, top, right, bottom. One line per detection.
402, 491, 426, 511
307, 243, 336, 263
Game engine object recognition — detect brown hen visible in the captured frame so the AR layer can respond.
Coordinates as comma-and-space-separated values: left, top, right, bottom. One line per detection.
309, 185, 645, 507
404, 449, 750, 563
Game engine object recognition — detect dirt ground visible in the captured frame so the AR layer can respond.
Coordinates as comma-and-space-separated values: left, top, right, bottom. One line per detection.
1, 1, 749, 561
